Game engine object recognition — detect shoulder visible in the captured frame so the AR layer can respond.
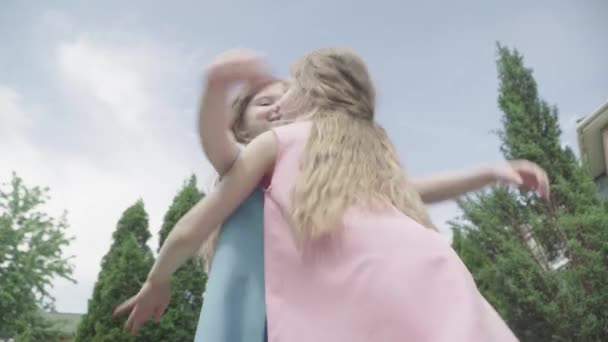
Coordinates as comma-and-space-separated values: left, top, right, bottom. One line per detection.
270, 121, 312, 151
243, 131, 278, 166
272, 120, 312, 137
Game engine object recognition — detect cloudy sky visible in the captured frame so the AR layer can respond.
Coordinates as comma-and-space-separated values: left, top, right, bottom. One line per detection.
1, 0, 606, 314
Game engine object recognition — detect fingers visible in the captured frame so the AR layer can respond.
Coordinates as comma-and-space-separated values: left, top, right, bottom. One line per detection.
510, 160, 550, 200
508, 169, 524, 186
537, 168, 550, 200
211, 48, 260, 63
500, 170, 523, 186
115, 296, 148, 335
248, 75, 278, 93
206, 50, 272, 87
527, 163, 550, 200
113, 296, 136, 316
121, 303, 166, 335
124, 308, 137, 335
154, 303, 168, 323
124, 306, 148, 336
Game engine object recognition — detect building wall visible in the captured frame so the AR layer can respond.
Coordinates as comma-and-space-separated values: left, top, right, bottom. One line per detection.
596, 174, 608, 200
599, 130, 608, 200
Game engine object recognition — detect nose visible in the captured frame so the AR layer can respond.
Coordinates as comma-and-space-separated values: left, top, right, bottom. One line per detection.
268, 105, 281, 121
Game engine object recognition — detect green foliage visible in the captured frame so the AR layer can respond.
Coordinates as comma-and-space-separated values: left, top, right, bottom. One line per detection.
0, 173, 74, 339
75, 201, 156, 342
8, 310, 70, 342
153, 175, 207, 341
451, 44, 608, 341
76, 176, 208, 341
452, 189, 564, 341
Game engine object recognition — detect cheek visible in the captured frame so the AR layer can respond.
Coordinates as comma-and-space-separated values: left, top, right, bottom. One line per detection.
244, 107, 264, 130
248, 107, 270, 121
243, 108, 271, 132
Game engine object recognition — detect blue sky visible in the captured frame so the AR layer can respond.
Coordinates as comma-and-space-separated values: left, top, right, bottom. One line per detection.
1, 0, 606, 314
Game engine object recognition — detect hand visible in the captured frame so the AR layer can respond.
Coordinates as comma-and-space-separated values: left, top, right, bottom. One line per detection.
206, 48, 275, 87
113, 280, 171, 335
493, 160, 550, 200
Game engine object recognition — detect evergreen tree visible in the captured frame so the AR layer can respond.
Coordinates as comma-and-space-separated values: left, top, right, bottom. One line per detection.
75, 200, 156, 342
452, 44, 608, 341
0, 173, 74, 340
452, 188, 564, 341
495, 43, 598, 262
495, 43, 608, 339
153, 175, 207, 341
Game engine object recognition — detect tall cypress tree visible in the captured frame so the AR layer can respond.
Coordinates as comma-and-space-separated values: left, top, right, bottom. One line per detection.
75, 200, 156, 341
452, 188, 564, 341
452, 44, 608, 341
495, 44, 608, 339
153, 175, 207, 341
495, 44, 600, 262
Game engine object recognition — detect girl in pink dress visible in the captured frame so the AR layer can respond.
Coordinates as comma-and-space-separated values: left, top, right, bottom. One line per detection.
115, 48, 547, 341
260, 48, 518, 342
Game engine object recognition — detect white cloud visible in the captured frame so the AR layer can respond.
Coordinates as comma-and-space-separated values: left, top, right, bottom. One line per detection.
0, 87, 132, 312
1, 24, 213, 313
0, 86, 32, 140
57, 36, 152, 126
53, 35, 214, 313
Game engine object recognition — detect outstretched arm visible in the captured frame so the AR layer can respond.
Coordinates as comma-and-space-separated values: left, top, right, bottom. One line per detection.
114, 131, 278, 334
412, 160, 549, 204
411, 167, 496, 204
150, 131, 277, 283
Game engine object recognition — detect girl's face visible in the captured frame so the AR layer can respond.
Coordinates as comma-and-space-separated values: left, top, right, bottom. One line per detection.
242, 81, 289, 138
273, 82, 302, 122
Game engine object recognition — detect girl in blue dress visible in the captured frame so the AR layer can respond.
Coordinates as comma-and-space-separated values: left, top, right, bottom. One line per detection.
193, 49, 289, 342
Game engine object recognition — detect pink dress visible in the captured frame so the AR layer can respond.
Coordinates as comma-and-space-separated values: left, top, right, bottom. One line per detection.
263, 121, 519, 342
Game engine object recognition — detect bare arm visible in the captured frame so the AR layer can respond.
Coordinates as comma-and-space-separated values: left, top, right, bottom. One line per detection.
198, 77, 241, 176
412, 160, 549, 204
147, 131, 277, 283
412, 166, 497, 204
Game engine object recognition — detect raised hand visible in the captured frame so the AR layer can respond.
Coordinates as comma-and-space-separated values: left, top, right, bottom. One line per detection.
206, 48, 275, 87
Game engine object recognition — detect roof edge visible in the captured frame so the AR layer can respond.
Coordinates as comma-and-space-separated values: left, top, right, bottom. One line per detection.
577, 99, 608, 133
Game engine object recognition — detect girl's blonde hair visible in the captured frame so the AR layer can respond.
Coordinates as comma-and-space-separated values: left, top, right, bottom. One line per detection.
197, 84, 262, 271
288, 48, 436, 240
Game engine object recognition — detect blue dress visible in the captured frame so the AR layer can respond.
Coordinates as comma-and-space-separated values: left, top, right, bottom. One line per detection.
194, 188, 267, 342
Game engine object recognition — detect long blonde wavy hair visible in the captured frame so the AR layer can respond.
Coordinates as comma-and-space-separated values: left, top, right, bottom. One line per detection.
287, 48, 436, 241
